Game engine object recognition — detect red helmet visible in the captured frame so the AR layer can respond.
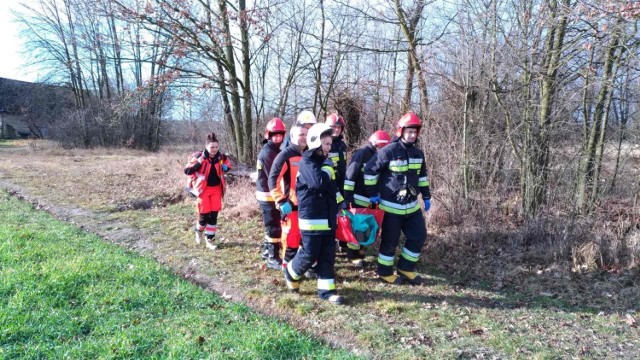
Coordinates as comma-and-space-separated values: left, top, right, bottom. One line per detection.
395, 112, 422, 137
368, 130, 391, 147
264, 117, 286, 139
325, 113, 345, 127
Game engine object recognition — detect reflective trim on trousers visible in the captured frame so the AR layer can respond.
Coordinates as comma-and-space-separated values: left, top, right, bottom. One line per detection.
378, 253, 394, 266
317, 278, 336, 291
401, 247, 420, 262
287, 264, 302, 280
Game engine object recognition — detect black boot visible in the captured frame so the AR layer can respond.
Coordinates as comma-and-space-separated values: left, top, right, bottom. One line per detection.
265, 242, 283, 270
336, 240, 348, 257
260, 242, 269, 260
347, 248, 367, 268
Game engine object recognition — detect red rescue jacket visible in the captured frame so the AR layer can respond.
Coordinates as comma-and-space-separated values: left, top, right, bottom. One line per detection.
184, 151, 232, 197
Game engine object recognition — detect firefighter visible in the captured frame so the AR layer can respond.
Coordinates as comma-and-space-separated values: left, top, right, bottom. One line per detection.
281, 110, 316, 150
268, 124, 307, 269
325, 112, 348, 195
342, 130, 391, 267
283, 123, 347, 305
325, 112, 349, 255
256, 118, 287, 269
364, 112, 432, 285
184, 132, 232, 250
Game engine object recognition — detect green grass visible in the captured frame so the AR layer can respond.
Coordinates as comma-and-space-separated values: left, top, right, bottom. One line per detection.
0, 192, 358, 359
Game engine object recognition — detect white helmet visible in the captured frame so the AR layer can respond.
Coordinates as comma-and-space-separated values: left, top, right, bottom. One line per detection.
296, 110, 317, 126
306, 123, 332, 150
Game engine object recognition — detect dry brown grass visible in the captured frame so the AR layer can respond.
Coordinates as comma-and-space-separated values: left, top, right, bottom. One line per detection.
2, 139, 640, 358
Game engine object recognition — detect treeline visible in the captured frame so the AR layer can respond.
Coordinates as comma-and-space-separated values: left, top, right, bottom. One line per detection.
15, 0, 640, 264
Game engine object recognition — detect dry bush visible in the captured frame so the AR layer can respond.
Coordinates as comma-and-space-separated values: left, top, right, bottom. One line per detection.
222, 178, 260, 220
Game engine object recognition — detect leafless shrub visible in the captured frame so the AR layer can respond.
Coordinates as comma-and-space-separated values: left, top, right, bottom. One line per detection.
223, 178, 260, 221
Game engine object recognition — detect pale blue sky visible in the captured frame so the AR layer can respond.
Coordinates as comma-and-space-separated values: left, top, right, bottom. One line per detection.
0, 0, 39, 82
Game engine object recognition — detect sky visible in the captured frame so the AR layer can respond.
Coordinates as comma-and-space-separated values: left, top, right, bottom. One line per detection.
0, 0, 40, 82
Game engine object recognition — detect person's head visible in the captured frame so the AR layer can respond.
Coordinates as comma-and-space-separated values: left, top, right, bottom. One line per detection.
264, 117, 287, 144
368, 130, 391, 150
395, 112, 422, 144
307, 123, 333, 157
325, 113, 345, 137
206, 132, 219, 156
296, 110, 317, 130
290, 124, 308, 150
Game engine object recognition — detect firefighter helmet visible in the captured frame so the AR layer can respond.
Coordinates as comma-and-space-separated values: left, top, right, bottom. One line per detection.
395, 112, 422, 137
307, 123, 333, 150
368, 130, 391, 147
325, 113, 345, 127
264, 117, 287, 140
296, 110, 317, 126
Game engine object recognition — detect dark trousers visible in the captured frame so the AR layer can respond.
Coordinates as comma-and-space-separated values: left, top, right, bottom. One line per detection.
377, 210, 426, 276
288, 232, 337, 299
258, 201, 282, 242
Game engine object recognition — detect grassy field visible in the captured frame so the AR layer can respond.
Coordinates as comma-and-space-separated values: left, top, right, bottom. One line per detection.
0, 191, 356, 359
1, 139, 639, 359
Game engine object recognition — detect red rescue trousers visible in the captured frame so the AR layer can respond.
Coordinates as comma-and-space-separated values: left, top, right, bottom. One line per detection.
281, 210, 301, 249
197, 185, 222, 214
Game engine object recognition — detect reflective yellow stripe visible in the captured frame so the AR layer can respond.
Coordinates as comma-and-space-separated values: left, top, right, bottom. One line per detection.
353, 194, 370, 207
347, 242, 361, 250
379, 199, 420, 215
418, 176, 430, 187
408, 158, 422, 170
255, 191, 274, 202
336, 192, 344, 203
317, 278, 336, 290
299, 218, 331, 231
390, 166, 409, 172
321, 165, 336, 180
378, 254, 394, 266
344, 180, 355, 191
354, 198, 370, 207
287, 265, 302, 280
364, 174, 378, 185
264, 235, 280, 242
401, 247, 420, 262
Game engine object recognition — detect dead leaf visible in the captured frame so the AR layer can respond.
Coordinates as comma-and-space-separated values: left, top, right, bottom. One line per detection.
470, 328, 485, 336
623, 314, 636, 326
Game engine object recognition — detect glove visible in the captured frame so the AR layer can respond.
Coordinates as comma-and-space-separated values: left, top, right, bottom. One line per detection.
424, 199, 431, 211
280, 201, 292, 216
338, 201, 347, 211
323, 158, 334, 168
222, 164, 229, 172
369, 195, 380, 205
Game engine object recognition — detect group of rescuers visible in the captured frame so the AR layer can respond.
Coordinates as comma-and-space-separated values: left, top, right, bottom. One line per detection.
185, 111, 431, 305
